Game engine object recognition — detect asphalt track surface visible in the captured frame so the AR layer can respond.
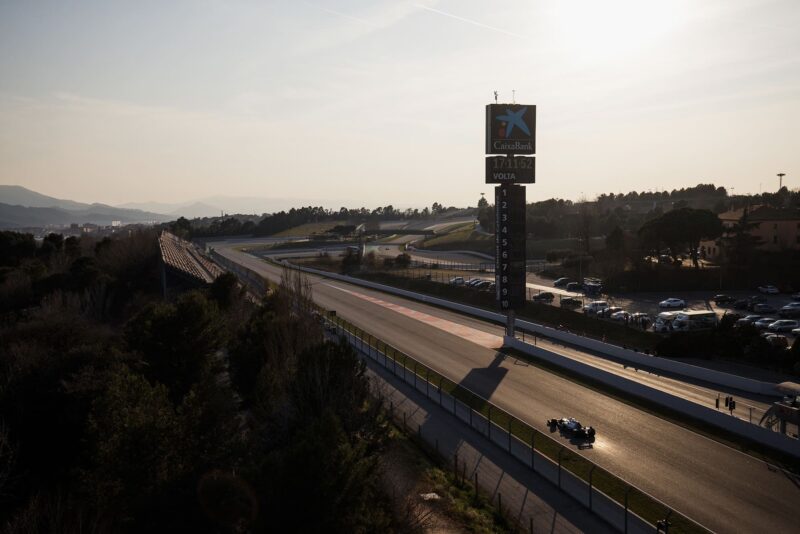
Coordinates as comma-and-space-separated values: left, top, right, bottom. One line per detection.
211, 241, 800, 533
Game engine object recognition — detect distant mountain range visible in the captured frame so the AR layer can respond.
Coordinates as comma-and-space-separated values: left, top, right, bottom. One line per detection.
0, 185, 172, 228
0, 185, 339, 228
118, 195, 331, 218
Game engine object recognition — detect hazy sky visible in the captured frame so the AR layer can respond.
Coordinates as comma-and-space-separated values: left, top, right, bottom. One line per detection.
1, 0, 799, 209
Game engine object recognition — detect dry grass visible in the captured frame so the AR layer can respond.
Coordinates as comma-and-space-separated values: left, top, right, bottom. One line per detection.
271, 222, 340, 237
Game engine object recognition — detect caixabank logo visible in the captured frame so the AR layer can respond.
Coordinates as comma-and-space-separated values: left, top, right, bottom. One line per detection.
486, 104, 536, 155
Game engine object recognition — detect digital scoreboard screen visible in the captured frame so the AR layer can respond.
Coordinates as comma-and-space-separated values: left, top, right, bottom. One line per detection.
485, 156, 535, 184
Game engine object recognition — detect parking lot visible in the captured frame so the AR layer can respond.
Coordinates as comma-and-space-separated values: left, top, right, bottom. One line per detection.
521, 271, 799, 342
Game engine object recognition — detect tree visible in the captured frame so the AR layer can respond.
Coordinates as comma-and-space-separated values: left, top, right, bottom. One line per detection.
720, 207, 763, 267
477, 203, 494, 233
638, 208, 722, 267
477, 194, 488, 208
394, 253, 411, 268
125, 291, 225, 400
171, 216, 192, 238
83, 365, 184, 518
209, 272, 240, 309
605, 226, 626, 264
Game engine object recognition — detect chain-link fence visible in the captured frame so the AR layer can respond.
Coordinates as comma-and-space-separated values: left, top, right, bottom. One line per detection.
322, 311, 709, 534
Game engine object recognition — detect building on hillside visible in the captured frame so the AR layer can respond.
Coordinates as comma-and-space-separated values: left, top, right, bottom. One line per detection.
700, 205, 800, 260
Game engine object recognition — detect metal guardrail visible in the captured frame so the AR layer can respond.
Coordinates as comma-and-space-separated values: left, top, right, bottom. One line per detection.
322, 310, 711, 534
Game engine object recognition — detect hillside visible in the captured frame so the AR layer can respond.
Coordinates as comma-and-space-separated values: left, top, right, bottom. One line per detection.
0, 185, 90, 210
0, 186, 174, 227
0, 202, 172, 228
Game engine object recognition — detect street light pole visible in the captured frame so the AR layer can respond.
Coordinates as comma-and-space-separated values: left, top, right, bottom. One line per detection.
777, 173, 786, 190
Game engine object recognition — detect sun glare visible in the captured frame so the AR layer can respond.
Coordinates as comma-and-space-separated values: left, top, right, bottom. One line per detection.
553, 0, 688, 62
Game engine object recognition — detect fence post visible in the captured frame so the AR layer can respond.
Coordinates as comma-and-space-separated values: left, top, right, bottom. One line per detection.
589, 465, 595, 510
426, 369, 430, 397
624, 486, 630, 534
558, 447, 564, 489
531, 431, 535, 469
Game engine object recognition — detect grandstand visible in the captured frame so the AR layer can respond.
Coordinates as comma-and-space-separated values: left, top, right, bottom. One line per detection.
158, 231, 225, 296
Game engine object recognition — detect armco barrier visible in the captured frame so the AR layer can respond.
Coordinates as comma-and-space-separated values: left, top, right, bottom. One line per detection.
286, 261, 781, 396
323, 312, 708, 534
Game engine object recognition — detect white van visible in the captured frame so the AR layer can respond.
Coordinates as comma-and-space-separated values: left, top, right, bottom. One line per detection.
654, 312, 677, 332
583, 301, 609, 314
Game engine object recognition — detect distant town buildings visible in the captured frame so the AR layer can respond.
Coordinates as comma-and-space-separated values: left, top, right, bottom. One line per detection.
701, 205, 800, 259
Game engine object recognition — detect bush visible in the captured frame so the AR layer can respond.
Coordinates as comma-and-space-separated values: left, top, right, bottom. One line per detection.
545, 249, 573, 262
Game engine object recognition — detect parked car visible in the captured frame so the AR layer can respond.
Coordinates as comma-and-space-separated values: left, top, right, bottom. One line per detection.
583, 301, 609, 314
778, 303, 800, 318
473, 280, 492, 290
659, 298, 685, 309
532, 291, 555, 302
768, 320, 800, 333
482, 282, 496, 292
449, 277, 465, 285
753, 317, 778, 330
764, 334, 789, 349
561, 297, 582, 307
566, 282, 583, 292
733, 299, 750, 310
597, 306, 623, 318
713, 294, 734, 304
611, 310, 631, 322
630, 312, 651, 328
792, 327, 800, 335
553, 277, 571, 287
546, 417, 595, 439
466, 278, 485, 287
758, 285, 780, 294
792, 293, 800, 301
735, 315, 763, 327
748, 294, 767, 304
583, 280, 603, 295
753, 303, 777, 314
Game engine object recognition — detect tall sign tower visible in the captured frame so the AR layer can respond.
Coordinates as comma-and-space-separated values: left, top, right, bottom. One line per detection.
485, 102, 536, 340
